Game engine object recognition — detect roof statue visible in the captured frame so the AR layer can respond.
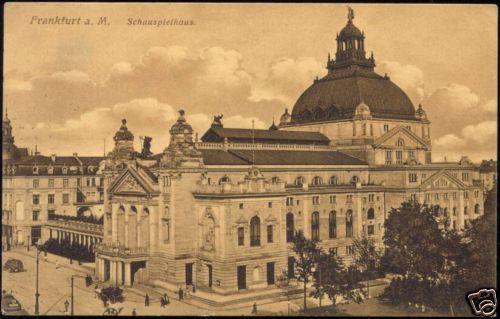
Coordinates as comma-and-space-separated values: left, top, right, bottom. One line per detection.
140, 136, 153, 158
348, 6, 354, 22
212, 114, 224, 128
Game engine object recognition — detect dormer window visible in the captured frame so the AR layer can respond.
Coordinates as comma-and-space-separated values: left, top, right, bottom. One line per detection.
48, 166, 54, 174
312, 176, 323, 186
33, 166, 39, 174
218, 176, 230, 185
62, 166, 68, 174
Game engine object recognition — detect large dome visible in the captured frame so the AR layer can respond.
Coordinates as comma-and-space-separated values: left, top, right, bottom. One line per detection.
291, 72, 417, 123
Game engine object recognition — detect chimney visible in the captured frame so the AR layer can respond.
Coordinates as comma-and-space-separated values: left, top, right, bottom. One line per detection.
51, 154, 56, 163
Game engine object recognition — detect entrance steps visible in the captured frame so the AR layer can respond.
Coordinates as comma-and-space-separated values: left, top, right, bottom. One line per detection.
131, 281, 304, 310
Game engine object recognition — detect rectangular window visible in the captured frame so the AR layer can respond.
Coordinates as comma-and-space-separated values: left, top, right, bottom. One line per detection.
346, 195, 353, 204
368, 194, 375, 202
410, 194, 417, 202
32, 210, 39, 221
286, 197, 294, 206
267, 225, 273, 243
330, 195, 336, 204
332, 247, 338, 256
396, 151, 403, 164
383, 124, 389, 132
312, 196, 320, 205
48, 210, 55, 219
474, 190, 479, 198
48, 179, 54, 188
408, 150, 415, 158
367, 225, 375, 235
287, 257, 294, 279
435, 193, 439, 200
92, 178, 96, 186
409, 173, 418, 183
444, 193, 448, 200
425, 193, 430, 201
346, 245, 354, 255
464, 191, 469, 199
239, 203, 244, 209
385, 151, 392, 165
33, 179, 39, 188
62, 193, 69, 204
86, 178, 91, 187
453, 192, 457, 199
48, 194, 55, 204
462, 172, 469, 181
237, 227, 244, 246
63, 179, 69, 187
268, 202, 272, 208
33, 194, 40, 205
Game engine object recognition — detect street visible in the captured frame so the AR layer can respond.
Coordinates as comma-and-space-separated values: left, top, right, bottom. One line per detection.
2, 247, 442, 316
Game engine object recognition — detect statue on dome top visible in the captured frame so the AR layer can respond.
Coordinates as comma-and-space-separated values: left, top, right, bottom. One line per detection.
348, 6, 355, 22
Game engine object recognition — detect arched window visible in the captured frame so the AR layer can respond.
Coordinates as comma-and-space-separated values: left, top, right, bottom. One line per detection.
329, 211, 337, 239
474, 204, 480, 214
250, 216, 261, 246
464, 206, 468, 215
346, 210, 353, 237
294, 176, 305, 186
396, 139, 404, 147
367, 208, 375, 220
218, 176, 230, 185
271, 176, 279, 183
312, 176, 323, 186
329, 175, 338, 185
130, 206, 137, 214
311, 212, 320, 241
286, 213, 294, 243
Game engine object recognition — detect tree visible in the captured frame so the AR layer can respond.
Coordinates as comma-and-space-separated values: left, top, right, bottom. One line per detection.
290, 230, 319, 312
382, 202, 445, 281
352, 233, 382, 298
311, 248, 364, 309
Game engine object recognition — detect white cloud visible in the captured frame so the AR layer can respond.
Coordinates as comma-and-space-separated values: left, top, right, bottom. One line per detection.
14, 98, 267, 155
425, 83, 479, 111
376, 61, 425, 105
250, 57, 324, 105
461, 121, 497, 145
481, 99, 497, 113
433, 134, 466, 149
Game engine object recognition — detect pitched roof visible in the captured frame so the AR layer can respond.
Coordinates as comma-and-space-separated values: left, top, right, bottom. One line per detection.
201, 127, 330, 145
200, 149, 366, 166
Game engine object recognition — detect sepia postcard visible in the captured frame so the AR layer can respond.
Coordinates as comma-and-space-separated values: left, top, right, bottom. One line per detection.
1, 2, 497, 317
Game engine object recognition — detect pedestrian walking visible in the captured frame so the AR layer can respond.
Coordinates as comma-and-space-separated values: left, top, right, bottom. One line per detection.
145, 293, 150, 307
64, 299, 70, 314
132, 308, 137, 316
94, 284, 100, 299
251, 302, 257, 315
164, 293, 170, 305
178, 287, 184, 301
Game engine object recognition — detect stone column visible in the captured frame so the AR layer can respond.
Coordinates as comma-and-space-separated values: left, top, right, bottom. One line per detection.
457, 192, 465, 230
137, 210, 142, 247
116, 261, 123, 286
355, 195, 363, 237
99, 259, 105, 281
124, 262, 132, 286
112, 204, 118, 243
149, 206, 156, 249
110, 260, 116, 286
124, 207, 129, 248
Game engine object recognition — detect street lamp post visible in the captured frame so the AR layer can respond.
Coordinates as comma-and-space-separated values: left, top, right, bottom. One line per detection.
34, 244, 40, 315
71, 276, 74, 316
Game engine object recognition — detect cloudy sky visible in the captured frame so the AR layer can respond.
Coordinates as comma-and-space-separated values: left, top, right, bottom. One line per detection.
3, 3, 497, 162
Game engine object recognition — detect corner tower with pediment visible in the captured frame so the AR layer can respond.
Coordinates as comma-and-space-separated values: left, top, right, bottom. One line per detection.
278, 9, 432, 166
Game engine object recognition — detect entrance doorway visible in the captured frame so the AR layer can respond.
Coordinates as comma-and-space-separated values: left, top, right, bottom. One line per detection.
185, 263, 193, 286
267, 262, 275, 285
31, 226, 41, 245
131, 261, 146, 286
237, 265, 246, 290
207, 265, 213, 288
